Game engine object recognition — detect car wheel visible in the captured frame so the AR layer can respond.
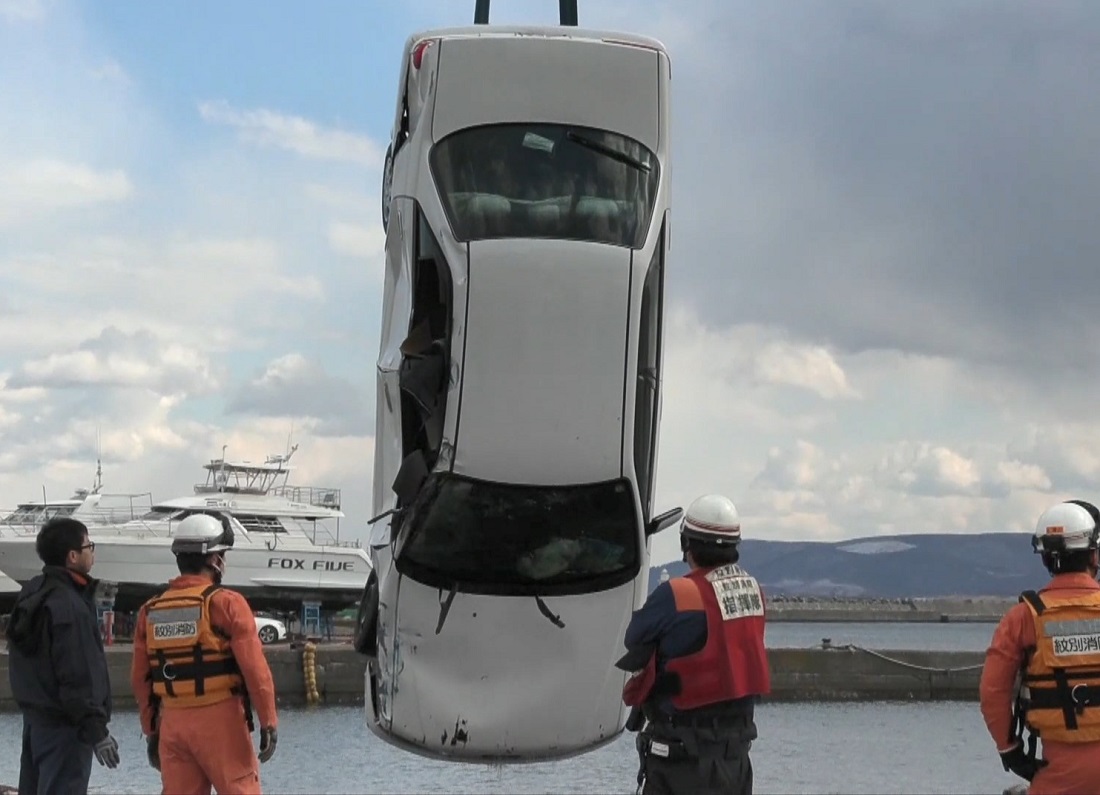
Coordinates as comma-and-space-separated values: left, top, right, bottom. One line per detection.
258, 625, 278, 645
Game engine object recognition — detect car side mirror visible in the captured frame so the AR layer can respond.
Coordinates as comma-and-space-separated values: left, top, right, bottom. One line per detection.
646, 507, 682, 537
367, 520, 393, 549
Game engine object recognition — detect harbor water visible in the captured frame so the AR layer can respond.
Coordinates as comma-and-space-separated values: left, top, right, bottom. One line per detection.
764, 620, 996, 652
0, 623, 1017, 794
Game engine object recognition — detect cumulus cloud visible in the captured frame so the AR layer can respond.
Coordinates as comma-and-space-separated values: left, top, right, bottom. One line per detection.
198, 100, 384, 167
0, 159, 132, 223
1009, 423, 1100, 491
875, 442, 982, 497
7, 327, 221, 396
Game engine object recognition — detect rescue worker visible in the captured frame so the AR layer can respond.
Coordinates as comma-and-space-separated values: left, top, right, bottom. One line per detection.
6, 517, 120, 794
130, 512, 279, 795
617, 495, 770, 795
980, 499, 1100, 795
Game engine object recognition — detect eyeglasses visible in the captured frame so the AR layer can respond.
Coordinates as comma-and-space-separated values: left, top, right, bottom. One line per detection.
79, 542, 96, 552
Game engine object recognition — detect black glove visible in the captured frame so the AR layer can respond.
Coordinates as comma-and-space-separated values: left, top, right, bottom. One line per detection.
1000, 744, 1047, 781
92, 734, 120, 769
258, 726, 277, 763
147, 733, 161, 771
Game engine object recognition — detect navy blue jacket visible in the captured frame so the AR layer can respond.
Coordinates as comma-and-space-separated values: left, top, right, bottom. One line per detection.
623, 580, 708, 715
6, 566, 112, 742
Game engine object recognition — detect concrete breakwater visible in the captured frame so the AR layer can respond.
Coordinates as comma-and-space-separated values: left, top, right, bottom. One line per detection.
766, 596, 1014, 623
0, 643, 986, 711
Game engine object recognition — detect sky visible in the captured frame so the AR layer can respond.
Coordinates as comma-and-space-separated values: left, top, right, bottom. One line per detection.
3, 0, 1100, 566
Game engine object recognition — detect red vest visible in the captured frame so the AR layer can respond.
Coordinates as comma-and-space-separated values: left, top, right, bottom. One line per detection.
664, 564, 771, 709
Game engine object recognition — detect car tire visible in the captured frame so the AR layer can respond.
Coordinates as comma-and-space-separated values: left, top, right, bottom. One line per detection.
258, 625, 279, 645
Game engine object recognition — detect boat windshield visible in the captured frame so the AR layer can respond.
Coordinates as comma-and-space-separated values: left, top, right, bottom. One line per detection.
0, 505, 78, 525
430, 123, 660, 248
396, 474, 640, 595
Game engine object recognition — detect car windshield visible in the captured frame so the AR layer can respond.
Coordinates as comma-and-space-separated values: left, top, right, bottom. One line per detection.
396, 474, 640, 595
430, 123, 660, 248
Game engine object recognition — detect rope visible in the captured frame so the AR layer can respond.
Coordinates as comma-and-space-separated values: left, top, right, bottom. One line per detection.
833, 643, 985, 673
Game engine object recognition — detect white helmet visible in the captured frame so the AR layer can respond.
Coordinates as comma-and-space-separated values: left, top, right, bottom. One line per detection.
1032, 500, 1100, 555
171, 513, 234, 556
681, 494, 741, 546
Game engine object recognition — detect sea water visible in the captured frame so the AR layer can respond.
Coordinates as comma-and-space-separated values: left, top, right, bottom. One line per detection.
0, 623, 1017, 794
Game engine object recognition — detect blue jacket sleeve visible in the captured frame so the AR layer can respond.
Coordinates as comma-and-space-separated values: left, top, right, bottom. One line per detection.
624, 582, 677, 649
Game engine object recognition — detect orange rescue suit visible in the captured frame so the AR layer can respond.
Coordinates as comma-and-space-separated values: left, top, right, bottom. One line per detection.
664, 565, 771, 709
131, 574, 279, 795
142, 581, 244, 706
1019, 587, 1100, 742
981, 572, 1100, 795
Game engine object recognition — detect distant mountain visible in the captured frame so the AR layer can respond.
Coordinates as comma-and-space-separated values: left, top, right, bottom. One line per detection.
647, 532, 1044, 598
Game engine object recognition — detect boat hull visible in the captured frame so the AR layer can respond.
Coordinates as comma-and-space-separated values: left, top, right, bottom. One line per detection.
0, 535, 372, 613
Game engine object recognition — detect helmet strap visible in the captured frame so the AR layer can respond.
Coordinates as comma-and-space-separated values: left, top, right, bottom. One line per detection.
207, 552, 226, 584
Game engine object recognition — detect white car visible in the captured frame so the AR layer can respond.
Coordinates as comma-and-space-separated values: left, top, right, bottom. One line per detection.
361, 3, 681, 764
255, 615, 287, 645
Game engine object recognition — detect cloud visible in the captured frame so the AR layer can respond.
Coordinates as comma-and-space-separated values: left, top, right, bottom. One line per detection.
7, 0, 1100, 571
652, 0, 1100, 380
328, 221, 385, 260
8, 327, 221, 395
875, 442, 982, 497
0, 159, 132, 224
89, 59, 130, 84
0, 0, 43, 22
227, 354, 372, 437
1009, 423, 1100, 491
755, 341, 861, 399
198, 100, 383, 167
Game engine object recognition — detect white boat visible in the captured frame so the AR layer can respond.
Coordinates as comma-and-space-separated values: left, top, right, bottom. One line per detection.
0, 468, 154, 612
0, 447, 371, 614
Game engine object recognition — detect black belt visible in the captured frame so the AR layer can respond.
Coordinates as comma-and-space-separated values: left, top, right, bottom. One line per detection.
668, 713, 753, 730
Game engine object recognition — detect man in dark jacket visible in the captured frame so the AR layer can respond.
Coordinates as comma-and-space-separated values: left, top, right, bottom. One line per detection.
619, 495, 770, 795
5, 517, 120, 794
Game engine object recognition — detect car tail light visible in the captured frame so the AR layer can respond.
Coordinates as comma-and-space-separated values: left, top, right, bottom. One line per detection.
412, 39, 436, 70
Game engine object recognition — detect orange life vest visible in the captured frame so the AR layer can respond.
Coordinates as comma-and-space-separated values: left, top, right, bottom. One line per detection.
1020, 588, 1100, 742
143, 582, 244, 708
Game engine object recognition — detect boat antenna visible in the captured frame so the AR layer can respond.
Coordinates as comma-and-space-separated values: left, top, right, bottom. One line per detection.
42, 485, 47, 505
93, 427, 103, 494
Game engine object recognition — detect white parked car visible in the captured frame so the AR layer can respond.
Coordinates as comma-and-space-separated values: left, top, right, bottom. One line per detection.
255, 615, 287, 645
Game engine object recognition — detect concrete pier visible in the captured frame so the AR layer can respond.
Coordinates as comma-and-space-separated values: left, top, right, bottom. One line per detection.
0, 643, 986, 711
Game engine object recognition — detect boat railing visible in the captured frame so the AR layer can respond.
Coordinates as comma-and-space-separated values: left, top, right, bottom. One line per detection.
194, 484, 268, 495
0, 516, 40, 538
81, 493, 156, 524
268, 485, 342, 511
299, 521, 361, 549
